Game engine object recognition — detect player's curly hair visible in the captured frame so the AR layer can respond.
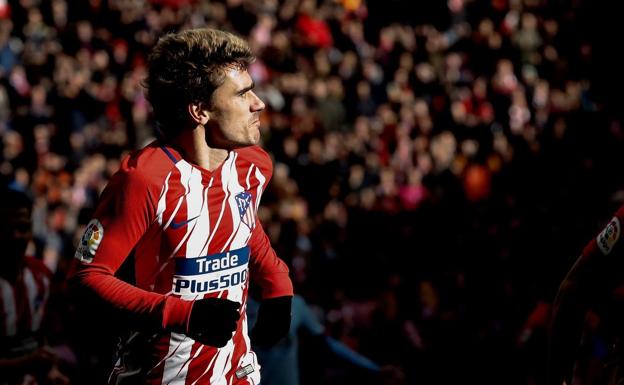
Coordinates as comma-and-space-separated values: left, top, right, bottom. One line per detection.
145, 28, 254, 138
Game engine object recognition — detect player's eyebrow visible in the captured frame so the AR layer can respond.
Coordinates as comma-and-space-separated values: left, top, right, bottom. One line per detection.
236, 82, 255, 95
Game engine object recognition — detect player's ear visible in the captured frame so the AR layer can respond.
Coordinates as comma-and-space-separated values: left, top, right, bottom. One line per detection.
188, 102, 210, 125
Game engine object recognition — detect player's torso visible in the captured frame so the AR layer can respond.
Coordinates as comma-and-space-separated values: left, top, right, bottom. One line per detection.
126, 147, 268, 385
134, 149, 265, 298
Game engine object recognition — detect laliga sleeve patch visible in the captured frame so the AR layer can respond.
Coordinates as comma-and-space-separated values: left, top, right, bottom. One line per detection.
75, 219, 104, 263
597, 217, 620, 255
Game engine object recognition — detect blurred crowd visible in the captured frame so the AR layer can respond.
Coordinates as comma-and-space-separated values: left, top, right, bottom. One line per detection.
2, 0, 623, 384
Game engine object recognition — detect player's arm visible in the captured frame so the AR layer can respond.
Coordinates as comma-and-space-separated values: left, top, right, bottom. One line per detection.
247, 219, 294, 346
295, 295, 379, 370
72, 166, 239, 347
70, 168, 192, 333
549, 215, 622, 385
296, 295, 404, 383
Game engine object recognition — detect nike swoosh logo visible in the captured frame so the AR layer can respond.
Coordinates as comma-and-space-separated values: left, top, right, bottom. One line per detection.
170, 215, 199, 229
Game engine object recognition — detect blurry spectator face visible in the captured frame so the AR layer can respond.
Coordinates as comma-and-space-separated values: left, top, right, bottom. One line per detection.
339, 51, 357, 78
356, 81, 371, 99
399, 52, 413, 71
415, 62, 435, 84
521, 13, 538, 31
26, 8, 43, 26
76, 20, 93, 43
544, 19, 559, 38
533, 80, 549, 108
52, 0, 68, 27
448, 0, 464, 13
478, 19, 494, 37
3, 130, 23, 160
204, 67, 266, 148
283, 136, 298, 158
113, 40, 128, 64
451, 100, 467, 123
311, 78, 328, 100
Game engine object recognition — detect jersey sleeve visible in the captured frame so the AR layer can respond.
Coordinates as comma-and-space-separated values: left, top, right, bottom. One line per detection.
582, 205, 624, 258
247, 219, 294, 299
72, 165, 192, 332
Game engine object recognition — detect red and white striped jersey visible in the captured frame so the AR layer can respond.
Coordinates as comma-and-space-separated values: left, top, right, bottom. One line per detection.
73, 141, 293, 385
0, 257, 51, 355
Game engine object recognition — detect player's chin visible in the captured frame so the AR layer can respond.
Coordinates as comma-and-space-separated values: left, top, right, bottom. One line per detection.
231, 135, 259, 149
247, 127, 261, 145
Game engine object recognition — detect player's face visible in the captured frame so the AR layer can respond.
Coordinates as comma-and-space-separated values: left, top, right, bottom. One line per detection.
205, 67, 265, 149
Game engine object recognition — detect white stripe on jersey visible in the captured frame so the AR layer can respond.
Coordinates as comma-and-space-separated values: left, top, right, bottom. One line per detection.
161, 333, 194, 385
207, 152, 236, 249
0, 278, 16, 336
162, 162, 203, 384
245, 164, 255, 191
185, 167, 208, 257
163, 160, 193, 229
199, 178, 213, 256
254, 167, 266, 211
157, 171, 173, 226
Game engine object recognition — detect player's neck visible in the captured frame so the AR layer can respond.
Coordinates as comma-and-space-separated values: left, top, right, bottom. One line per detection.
171, 125, 229, 172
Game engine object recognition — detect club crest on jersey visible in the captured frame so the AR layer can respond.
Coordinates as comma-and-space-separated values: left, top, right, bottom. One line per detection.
235, 191, 255, 229
597, 216, 620, 255
75, 219, 104, 263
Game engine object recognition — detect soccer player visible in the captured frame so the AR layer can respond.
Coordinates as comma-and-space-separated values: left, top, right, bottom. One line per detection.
549, 209, 624, 385
71, 28, 293, 385
0, 187, 69, 385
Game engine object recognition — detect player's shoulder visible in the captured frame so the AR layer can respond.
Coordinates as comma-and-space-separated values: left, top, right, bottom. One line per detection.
613, 204, 624, 220
235, 145, 273, 175
590, 205, 624, 256
118, 141, 179, 185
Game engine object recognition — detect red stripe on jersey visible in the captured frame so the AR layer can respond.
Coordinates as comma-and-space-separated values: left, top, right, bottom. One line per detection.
209, 158, 235, 255
185, 341, 214, 384
202, 168, 227, 256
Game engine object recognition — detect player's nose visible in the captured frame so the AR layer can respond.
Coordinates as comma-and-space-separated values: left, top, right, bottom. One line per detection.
250, 91, 265, 112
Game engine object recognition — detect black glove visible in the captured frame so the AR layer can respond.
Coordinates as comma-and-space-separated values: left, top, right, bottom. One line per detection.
250, 296, 292, 348
187, 298, 241, 347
